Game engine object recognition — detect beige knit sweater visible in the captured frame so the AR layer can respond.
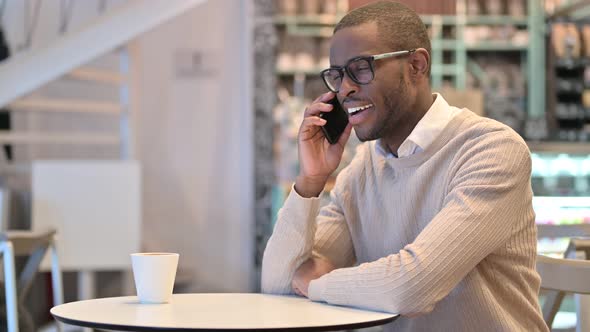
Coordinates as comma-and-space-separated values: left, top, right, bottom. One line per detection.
262, 110, 548, 331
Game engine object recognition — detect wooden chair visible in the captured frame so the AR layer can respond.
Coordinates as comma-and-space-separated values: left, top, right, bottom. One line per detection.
0, 187, 63, 332
537, 254, 590, 329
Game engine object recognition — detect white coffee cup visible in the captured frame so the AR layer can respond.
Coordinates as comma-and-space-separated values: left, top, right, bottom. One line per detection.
131, 253, 179, 304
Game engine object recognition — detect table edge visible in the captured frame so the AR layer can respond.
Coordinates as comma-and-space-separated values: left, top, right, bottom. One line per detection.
53, 313, 398, 332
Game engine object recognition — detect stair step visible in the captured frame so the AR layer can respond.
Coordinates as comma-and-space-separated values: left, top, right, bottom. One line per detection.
67, 67, 126, 85
9, 98, 122, 114
0, 132, 120, 145
0, 0, 204, 107
0, 162, 30, 175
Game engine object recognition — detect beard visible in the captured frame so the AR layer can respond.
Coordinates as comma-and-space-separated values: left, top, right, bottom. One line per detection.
355, 74, 410, 142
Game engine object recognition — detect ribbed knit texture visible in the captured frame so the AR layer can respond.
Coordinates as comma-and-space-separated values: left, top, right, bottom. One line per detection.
261, 110, 548, 332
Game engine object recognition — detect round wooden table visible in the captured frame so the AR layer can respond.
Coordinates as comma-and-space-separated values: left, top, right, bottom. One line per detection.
51, 293, 398, 331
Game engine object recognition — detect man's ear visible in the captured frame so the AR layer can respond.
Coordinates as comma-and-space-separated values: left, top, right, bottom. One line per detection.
409, 48, 430, 79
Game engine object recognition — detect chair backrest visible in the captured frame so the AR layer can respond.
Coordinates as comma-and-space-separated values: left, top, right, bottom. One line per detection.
565, 237, 590, 261
537, 254, 590, 327
0, 187, 10, 232
32, 160, 140, 271
537, 254, 590, 294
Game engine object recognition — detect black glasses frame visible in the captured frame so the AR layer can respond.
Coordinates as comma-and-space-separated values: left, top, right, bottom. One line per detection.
320, 49, 416, 93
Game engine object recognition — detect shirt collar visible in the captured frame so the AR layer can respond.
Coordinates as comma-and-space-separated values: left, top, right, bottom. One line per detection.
375, 93, 458, 158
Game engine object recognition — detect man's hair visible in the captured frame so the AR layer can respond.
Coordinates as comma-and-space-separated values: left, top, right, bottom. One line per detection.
334, 1, 431, 74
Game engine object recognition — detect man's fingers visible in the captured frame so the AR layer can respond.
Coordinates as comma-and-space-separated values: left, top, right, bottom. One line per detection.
292, 280, 304, 297
305, 92, 337, 117
312, 91, 335, 103
307, 116, 327, 126
300, 116, 327, 132
304, 102, 333, 118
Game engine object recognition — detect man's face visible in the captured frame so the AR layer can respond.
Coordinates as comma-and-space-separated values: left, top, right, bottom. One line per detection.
330, 22, 416, 142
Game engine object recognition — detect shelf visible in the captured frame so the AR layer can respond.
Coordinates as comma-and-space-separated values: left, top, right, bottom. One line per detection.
432, 39, 459, 50
556, 88, 584, 95
434, 41, 528, 51
274, 15, 341, 26
431, 64, 459, 76
276, 68, 322, 76
549, 0, 590, 20
465, 43, 528, 51
555, 115, 585, 121
556, 81, 584, 94
527, 141, 590, 154
272, 6, 543, 123
555, 57, 590, 69
465, 15, 528, 26
421, 15, 528, 26
275, 15, 528, 28
285, 26, 334, 37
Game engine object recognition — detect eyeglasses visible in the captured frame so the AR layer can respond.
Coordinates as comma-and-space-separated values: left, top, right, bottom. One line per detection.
320, 49, 416, 93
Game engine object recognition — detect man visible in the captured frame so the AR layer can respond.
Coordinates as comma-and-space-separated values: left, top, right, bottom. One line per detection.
262, 1, 548, 331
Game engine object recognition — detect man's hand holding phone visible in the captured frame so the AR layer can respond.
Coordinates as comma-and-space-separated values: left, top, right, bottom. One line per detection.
295, 92, 352, 198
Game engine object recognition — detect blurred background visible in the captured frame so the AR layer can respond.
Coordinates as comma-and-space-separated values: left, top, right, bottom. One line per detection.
0, 0, 589, 331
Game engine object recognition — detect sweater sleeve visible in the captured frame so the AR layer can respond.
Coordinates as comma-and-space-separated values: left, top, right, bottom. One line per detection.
307, 133, 533, 315
260, 183, 355, 294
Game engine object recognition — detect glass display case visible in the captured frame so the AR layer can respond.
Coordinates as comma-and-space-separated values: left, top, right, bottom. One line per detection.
531, 148, 590, 330
531, 148, 590, 257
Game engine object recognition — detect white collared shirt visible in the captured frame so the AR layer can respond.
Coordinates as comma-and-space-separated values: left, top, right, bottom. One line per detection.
375, 93, 463, 158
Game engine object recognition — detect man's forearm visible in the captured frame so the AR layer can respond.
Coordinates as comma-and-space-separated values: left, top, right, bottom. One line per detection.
260, 187, 321, 294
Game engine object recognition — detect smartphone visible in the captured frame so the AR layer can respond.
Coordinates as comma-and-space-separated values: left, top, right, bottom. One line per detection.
319, 97, 349, 144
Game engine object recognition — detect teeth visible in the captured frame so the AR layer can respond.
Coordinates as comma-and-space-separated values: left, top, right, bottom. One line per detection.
348, 104, 373, 114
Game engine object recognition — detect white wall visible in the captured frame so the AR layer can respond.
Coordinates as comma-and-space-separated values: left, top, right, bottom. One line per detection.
135, 0, 254, 292
1, 0, 255, 292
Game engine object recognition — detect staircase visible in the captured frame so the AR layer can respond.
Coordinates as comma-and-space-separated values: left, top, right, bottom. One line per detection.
0, 0, 206, 166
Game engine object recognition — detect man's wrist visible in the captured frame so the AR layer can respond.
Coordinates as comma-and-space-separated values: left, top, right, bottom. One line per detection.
308, 276, 328, 302
294, 175, 328, 198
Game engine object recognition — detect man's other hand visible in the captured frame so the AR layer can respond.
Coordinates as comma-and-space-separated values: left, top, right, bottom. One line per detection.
291, 256, 335, 297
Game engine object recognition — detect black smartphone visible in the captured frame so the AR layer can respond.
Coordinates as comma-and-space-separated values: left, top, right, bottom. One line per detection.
319, 97, 349, 144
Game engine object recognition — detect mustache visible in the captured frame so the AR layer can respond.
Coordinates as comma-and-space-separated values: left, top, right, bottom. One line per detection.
342, 98, 370, 104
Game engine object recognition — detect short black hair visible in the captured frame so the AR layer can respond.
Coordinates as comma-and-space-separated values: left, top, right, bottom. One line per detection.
335, 1, 431, 73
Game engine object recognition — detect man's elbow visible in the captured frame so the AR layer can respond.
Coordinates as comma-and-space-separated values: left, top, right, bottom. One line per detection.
374, 289, 437, 316
260, 282, 287, 295
260, 272, 292, 295
397, 302, 435, 317
260, 284, 285, 295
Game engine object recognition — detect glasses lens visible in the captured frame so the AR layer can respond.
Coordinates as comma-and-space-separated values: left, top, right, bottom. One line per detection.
321, 69, 342, 92
347, 58, 374, 84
